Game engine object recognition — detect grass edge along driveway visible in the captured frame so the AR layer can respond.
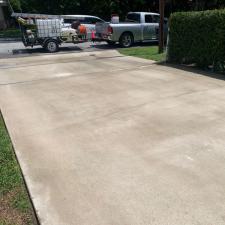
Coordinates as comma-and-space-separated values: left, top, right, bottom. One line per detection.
0, 112, 37, 225
119, 46, 166, 62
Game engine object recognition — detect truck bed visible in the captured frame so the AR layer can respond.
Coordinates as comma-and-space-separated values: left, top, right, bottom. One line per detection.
96, 22, 139, 35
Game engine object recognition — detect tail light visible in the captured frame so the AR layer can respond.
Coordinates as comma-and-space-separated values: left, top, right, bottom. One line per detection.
108, 26, 113, 34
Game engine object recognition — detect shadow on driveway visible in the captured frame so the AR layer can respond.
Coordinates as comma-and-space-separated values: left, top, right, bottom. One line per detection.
92, 41, 158, 50
158, 61, 225, 82
12, 45, 83, 56
11, 41, 159, 57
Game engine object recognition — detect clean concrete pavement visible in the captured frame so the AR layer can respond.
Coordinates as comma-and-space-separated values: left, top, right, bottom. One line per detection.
0, 50, 225, 225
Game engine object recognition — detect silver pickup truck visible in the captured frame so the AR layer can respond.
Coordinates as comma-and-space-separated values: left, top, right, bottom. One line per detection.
95, 12, 168, 48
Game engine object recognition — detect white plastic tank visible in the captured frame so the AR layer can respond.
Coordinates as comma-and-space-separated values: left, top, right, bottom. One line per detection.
36, 19, 62, 38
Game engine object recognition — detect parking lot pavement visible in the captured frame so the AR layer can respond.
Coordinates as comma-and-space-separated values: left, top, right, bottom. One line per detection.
1, 50, 225, 225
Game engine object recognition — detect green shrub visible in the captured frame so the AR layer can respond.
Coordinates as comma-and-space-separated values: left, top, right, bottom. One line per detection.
167, 9, 225, 73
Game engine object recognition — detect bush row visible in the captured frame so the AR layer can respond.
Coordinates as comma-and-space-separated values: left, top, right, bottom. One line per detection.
167, 9, 225, 73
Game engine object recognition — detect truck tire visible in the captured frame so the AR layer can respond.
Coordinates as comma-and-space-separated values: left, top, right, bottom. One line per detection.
119, 33, 133, 48
45, 40, 59, 53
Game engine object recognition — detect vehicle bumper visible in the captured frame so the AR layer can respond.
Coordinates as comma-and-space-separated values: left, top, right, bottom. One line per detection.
92, 33, 113, 42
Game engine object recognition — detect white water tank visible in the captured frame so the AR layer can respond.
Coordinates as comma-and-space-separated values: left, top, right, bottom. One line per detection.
36, 19, 62, 38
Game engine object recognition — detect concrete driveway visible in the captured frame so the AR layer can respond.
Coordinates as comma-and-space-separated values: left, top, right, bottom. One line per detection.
0, 50, 225, 225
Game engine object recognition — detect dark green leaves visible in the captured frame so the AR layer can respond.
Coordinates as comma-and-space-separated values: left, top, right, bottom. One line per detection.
168, 9, 225, 73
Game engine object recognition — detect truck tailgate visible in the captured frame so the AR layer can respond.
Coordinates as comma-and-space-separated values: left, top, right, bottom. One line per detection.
96, 22, 110, 35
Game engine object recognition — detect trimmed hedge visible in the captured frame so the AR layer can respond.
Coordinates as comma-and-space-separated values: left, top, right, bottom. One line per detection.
167, 9, 225, 72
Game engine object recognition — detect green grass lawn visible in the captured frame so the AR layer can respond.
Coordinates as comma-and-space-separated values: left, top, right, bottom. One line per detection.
0, 113, 36, 225
119, 46, 166, 62
0, 28, 21, 38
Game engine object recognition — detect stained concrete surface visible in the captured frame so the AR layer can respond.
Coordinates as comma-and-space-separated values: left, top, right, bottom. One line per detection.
0, 50, 225, 225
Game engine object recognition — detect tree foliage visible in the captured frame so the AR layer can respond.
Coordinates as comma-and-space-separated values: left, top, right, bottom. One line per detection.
168, 9, 225, 72
8, 0, 225, 19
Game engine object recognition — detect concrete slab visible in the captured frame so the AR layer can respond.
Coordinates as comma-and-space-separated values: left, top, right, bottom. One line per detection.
0, 50, 225, 225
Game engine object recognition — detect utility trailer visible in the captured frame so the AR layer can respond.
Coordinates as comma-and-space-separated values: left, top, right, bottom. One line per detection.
12, 12, 88, 53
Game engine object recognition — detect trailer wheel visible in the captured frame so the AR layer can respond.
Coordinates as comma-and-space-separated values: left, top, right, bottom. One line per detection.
45, 40, 59, 53
119, 32, 133, 48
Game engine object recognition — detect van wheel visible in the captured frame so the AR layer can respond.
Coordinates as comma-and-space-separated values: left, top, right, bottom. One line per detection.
45, 40, 59, 53
119, 33, 133, 48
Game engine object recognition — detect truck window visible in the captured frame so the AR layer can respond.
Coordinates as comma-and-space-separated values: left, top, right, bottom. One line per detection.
145, 15, 153, 23
145, 15, 160, 23
126, 13, 140, 23
152, 15, 160, 23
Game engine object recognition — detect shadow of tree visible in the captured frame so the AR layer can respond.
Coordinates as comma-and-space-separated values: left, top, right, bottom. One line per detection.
12, 46, 83, 55
157, 61, 225, 82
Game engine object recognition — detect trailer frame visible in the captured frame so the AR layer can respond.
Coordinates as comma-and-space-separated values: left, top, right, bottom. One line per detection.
12, 12, 87, 53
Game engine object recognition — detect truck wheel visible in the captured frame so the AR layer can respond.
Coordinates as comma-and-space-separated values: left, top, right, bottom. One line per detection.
45, 40, 59, 53
119, 33, 133, 48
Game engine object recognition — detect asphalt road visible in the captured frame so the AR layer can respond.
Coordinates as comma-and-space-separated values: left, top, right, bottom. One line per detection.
0, 50, 225, 225
0, 40, 158, 59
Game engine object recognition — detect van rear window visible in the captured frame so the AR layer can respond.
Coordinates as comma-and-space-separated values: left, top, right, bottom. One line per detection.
64, 18, 85, 24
